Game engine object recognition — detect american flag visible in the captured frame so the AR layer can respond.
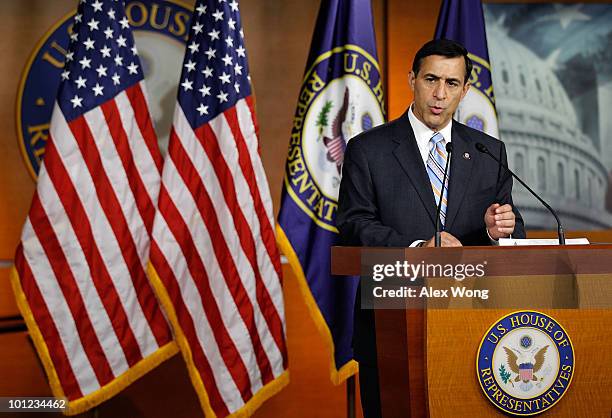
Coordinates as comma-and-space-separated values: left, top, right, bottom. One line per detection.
11, 0, 176, 413
148, 0, 288, 416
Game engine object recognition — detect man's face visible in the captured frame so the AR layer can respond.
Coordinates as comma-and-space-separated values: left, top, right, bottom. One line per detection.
409, 55, 470, 131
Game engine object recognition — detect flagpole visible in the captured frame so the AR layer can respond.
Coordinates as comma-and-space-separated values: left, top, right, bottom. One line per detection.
347, 375, 356, 418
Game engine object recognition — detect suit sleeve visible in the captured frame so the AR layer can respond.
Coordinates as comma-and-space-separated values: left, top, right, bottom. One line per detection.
336, 139, 411, 246
496, 142, 526, 238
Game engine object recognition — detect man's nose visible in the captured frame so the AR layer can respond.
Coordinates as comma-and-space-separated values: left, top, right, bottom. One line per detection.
433, 81, 446, 99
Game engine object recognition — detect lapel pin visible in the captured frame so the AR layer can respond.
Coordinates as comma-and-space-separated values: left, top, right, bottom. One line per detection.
463, 152, 471, 160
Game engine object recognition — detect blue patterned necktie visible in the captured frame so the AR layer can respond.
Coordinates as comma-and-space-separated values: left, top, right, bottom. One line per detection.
426, 132, 449, 226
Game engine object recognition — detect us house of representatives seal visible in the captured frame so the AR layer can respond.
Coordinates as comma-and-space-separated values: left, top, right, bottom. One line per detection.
477, 310, 575, 416
284, 45, 385, 232
17, 0, 191, 179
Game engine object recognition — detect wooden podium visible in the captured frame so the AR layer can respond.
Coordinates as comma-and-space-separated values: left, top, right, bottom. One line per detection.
331, 245, 612, 417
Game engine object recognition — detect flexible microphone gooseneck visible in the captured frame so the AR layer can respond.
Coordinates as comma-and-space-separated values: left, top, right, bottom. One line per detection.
475, 142, 566, 245
434, 142, 453, 247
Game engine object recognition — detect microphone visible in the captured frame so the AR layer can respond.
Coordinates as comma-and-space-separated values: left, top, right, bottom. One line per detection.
435, 142, 453, 247
475, 142, 566, 245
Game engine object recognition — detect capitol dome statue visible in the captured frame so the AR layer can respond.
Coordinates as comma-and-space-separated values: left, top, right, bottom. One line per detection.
486, 23, 612, 230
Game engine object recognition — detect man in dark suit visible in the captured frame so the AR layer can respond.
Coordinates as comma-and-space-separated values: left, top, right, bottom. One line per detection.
336, 39, 526, 417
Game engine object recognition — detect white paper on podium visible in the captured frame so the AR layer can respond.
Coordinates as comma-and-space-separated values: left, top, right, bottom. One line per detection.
499, 238, 590, 246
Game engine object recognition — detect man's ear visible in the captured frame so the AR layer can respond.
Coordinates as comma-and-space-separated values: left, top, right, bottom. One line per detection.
461, 82, 471, 100
408, 71, 416, 91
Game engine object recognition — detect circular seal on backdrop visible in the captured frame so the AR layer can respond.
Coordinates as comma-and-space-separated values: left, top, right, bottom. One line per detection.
284, 45, 385, 232
454, 52, 499, 139
16, 0, 191, 179
476, 310, 575, 416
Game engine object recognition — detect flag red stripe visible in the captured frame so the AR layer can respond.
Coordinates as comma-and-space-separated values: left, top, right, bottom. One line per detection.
196, 118, 284, 375
67, 116, 171, 347
170, 126, 272, 390
100, 100, 157, 234
124, 84, 164, 173
224, 106, 287, 366
43, 141, 144, 367
28, 192, 115, 385
15, 245, 84, 400
150, 241, 230, 416
244, 97, 284, 277
155, 180, 253, 401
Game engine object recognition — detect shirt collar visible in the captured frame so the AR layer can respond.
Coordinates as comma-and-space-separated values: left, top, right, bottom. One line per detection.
407, 104, 453, 148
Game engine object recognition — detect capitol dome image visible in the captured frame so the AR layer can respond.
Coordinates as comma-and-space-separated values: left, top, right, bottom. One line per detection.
486, 23, 612, 230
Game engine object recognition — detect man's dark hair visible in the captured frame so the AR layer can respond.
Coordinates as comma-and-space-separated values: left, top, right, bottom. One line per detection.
412, 39, 473, 83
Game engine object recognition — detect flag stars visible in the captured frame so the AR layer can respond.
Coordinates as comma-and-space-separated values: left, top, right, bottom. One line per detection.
193, 22, 204, 34
228, 18, 236, 30
92, 83, 104, 96
208, 29, 220, 41
75, 76, 87, 89
112, 72, 121, 85
204, 47, 216, 59
104, 27, 114, 39
119, 16, 129, 29
222, 54, 233, 66
196, 4, 207, 15
212, 9, 224, 21
79, 56, 92, 69
219, 72, 231, 84
61, 70, 70, 80
236, 45, 246, 57
225, 36, 234, 48
71, 95, 83, 108
96, 64, 108, 77
185, 60, 196, 72
87, 18, 100, 31
217, 91, 228, 103
107, 8, 116, 19
234, 81, 240, 93
75, 13, 83, 23
199, 84, 211, 96
127, 62, 139, 74
131, 46, 138, 56
234, 63, 242, 75
83, 37, 95, 50
91, 0, 103, 12
70, 32, 79, 42
188, 41, 200, 54
202, 66, 213, 77
229, 0, 238, 11
114, 54, 124, 66
116, 35, 127, 47
101, 45, 111, 57
196, 103, 209, 115
66, 51, 75, 62
181, 79, 193, 91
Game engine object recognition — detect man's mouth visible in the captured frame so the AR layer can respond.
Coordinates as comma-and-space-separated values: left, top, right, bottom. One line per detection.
429, 105, 444, 115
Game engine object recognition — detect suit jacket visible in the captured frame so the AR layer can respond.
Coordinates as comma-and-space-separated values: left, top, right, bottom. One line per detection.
336, 110, 526, 364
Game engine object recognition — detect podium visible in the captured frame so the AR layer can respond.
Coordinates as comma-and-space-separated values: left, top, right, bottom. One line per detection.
331, 245, 612, 417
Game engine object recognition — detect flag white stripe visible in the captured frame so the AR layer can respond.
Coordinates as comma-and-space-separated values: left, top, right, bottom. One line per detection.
114, 84, 161, 203
35, 165, 130, 376
83, 107, 150, 265
21, 217, 100, 395
207, 110, 285, 370
235, 100, 275, 227
161, 151, 264, 392
50, 105, 158, 355
235, 101, 286, 327
151, 212, 243, 410
177, 107, 281, 374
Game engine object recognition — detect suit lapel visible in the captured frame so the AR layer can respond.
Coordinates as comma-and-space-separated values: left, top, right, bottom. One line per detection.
391, 113, 438, 225
445, 122, 474, 231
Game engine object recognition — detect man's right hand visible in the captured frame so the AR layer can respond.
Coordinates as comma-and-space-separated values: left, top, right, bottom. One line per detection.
422, 231, 462, 247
